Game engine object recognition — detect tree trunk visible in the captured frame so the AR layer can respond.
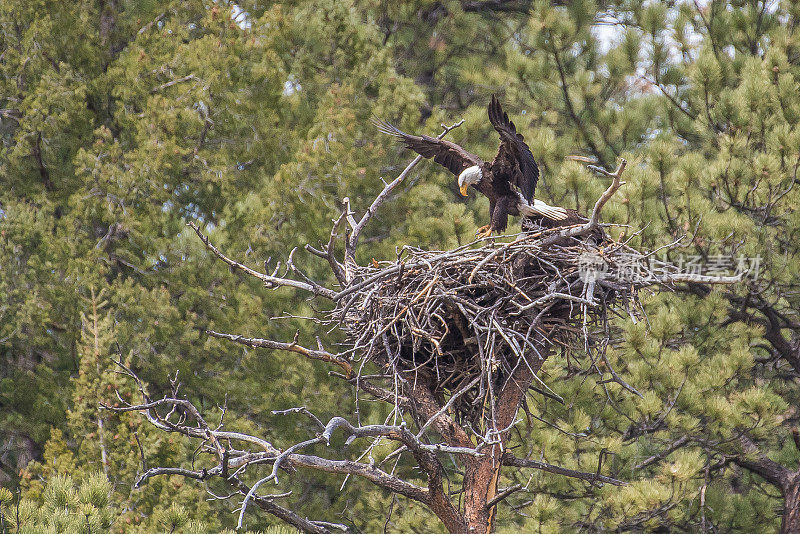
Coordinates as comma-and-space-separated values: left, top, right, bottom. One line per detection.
460, 341, 546, 533
782, 474, 800, 534
463, 448, 503, 534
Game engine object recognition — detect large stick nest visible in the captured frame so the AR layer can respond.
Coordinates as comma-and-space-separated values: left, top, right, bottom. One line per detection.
333, 228, 663, 424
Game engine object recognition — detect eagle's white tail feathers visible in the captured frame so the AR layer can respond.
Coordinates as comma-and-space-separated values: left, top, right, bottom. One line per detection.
531, 199, 569, 220
517, 195, 569, 221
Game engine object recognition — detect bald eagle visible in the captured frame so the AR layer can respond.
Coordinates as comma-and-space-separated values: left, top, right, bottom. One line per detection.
376, 95, 568, 237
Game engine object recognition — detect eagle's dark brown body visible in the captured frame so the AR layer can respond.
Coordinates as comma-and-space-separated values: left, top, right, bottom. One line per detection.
473, 161, 523, 233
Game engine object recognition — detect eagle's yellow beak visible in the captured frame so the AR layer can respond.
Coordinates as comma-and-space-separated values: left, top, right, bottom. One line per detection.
459, 184, 469, 197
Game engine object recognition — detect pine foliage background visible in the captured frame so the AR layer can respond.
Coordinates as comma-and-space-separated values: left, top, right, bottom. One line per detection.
1, 0, 799, 531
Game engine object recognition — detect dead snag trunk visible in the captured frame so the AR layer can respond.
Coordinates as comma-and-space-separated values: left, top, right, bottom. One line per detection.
463, 459, 497, 533
463, 345, 545, 534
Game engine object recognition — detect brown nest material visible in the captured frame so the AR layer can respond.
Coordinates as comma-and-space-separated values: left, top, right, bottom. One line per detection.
332, 229, 669, 424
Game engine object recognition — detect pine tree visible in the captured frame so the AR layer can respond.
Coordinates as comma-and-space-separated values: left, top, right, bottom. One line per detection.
18, 288, 221, 532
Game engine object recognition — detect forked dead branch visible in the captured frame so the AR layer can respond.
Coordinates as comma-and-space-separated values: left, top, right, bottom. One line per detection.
105, 121, 741, 534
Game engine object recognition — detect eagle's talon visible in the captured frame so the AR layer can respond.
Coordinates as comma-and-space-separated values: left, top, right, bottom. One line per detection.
475, 225, 494, 239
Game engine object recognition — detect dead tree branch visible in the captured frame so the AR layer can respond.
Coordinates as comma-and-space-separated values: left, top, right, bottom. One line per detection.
189, 221, 337, 299
206, 329, 354, 378
342, 119, 464, 282
502, 453, 625, 486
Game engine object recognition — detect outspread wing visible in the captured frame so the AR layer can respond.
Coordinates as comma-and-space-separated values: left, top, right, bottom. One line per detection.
487, 95, 539, 203
374, 119, 482, 176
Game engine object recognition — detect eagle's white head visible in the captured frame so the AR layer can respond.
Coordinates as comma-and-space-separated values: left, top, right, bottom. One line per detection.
458, 165, 483, 197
